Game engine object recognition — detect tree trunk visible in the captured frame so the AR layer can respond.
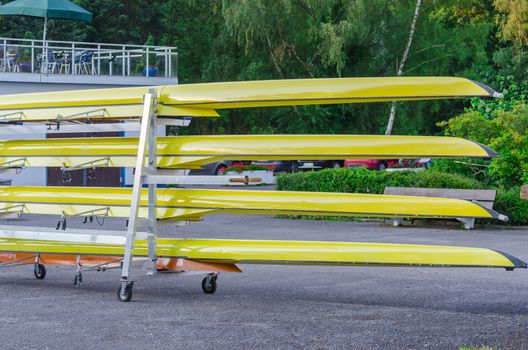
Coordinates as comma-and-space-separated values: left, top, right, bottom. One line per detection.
385, 0, 422, 135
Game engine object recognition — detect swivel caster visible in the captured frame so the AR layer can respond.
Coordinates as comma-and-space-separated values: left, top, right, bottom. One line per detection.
202, 274, 217, 294
34, 264, 46, 280
117, 282, 134, 302
73, 273, 83, 286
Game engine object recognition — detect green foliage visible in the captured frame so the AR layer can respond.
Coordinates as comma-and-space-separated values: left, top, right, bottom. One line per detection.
494, 0, 528, 48
438, 103, 528, 187
215, 0, 496, 135
430, 158, 491, 184
466, 75, 528, 116
494, 187, 528, 225
18, 31, 35, 62
412, 169, 485, 189
276, 167, 483, 194
0, 0, 526, 137
138, 34, 158, 70
76, 0, 163, 44
491, 47, 528, 83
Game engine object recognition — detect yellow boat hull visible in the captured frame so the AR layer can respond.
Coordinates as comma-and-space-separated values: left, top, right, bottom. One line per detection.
0, 77, 499, 121
0, 237, 523, 270
0, 187, 500, 221
0, 135, 496, 169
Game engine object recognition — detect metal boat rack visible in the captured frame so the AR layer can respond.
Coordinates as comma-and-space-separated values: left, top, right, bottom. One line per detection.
0, 89, 261, 302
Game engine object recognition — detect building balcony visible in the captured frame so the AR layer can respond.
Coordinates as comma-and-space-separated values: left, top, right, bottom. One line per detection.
0, 37, 178, 86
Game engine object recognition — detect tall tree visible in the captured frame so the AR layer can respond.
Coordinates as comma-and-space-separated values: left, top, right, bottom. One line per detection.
0, 0, 503, 136
385, 0, 422, 135
494, 0, 528, 48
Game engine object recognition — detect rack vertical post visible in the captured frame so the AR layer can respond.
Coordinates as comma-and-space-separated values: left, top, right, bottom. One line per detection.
146, 91, 158, 274
119, 89, 157, 301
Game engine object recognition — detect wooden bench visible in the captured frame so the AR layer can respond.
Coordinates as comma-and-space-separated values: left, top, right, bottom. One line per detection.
383, 187, 505, 229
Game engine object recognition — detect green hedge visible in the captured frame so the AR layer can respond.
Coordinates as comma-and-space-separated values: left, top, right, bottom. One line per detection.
494, 187, 528, 225
276, 168, 528, 225
277, 168, 483, 193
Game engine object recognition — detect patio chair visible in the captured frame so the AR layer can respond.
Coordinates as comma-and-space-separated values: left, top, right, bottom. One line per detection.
8, 52, 18, 72
55, 51, 71, 74
75, 50, 96, 75
37, 52, 57, 74
0, 49, 18, 72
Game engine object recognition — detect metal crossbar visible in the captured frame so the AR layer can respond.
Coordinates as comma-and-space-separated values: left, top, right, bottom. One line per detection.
0, 111, 25, 121
0, 158, 27, 169
56, 207, 110, 230
57, 108, 109, 121
60, 207, 110, 219
48, 108, 110, 130
61, 157, 111, 171
0, 255, 37, 269
0, 204, 25, 219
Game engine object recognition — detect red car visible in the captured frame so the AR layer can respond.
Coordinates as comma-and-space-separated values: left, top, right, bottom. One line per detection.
344, 159, 398, 171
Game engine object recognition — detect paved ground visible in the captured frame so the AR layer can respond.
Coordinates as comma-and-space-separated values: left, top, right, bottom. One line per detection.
1, 213, 528, 350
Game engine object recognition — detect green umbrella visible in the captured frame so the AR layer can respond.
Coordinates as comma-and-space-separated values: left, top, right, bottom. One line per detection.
0, 0, 92, 46
0, 0, 92, 72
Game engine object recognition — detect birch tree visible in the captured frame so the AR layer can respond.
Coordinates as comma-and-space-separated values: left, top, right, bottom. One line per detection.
385, 0, 422, 135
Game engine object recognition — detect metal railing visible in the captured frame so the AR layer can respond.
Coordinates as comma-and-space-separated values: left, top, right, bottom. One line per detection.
0, 37, 178, 79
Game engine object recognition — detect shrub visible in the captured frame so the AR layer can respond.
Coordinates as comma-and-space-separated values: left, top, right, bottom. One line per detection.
438, 100, 528, 187
430, 158, 492, 185
412, 170, 485, 189
277, 167, 483, 194
494, 187, 528, 225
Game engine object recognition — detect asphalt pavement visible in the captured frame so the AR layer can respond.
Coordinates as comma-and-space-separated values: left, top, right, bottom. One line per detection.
1, 213, 528, 350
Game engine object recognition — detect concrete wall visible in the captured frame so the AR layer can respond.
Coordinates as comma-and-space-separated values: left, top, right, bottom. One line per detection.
0, 81, 122, 95
0, 72, 177, 87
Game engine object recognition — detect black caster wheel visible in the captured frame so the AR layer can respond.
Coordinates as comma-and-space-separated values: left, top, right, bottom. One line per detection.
73, 274, 83, 286
202, 275, 217, 294
117, 283, 133, 302
34, 264, 46, 280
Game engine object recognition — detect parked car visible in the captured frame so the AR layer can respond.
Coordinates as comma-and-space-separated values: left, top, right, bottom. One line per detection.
344, 159, 398, 170
251, 160, 299, 173
297, 160, 344, 170
189, 161, 238, 175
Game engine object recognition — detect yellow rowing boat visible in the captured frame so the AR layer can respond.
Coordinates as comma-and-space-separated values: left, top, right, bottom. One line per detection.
0, 76, 514, 302
0, 77, 500, 121
0, 135, 496, 169
0, 186, 502, 221
0, 237, 523, 270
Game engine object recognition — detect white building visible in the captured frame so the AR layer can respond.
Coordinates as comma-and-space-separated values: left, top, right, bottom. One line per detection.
0, 37, 177, 186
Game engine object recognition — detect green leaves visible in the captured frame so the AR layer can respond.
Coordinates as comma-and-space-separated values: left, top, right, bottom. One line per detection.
1, 0, 525, 137
277, 167, 482, 194
440, 88, 528, 187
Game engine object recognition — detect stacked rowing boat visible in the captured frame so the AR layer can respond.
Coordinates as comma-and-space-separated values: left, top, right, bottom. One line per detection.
0, 77, 522, 301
